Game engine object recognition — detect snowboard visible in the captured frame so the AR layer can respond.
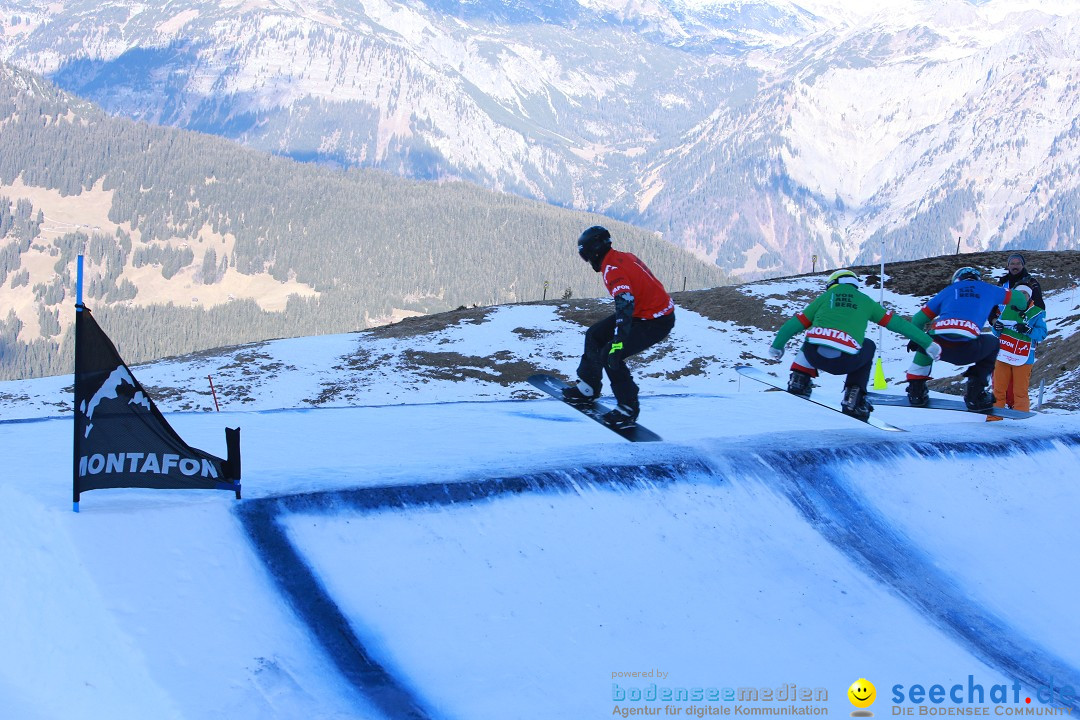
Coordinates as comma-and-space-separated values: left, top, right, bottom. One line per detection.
526, 373, 662, 443
735, 365, 905, 432
865, 391, 1036, 419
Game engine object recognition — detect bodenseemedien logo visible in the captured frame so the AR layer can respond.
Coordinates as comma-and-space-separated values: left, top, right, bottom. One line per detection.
849, 678, 876, 717
609, 675, 829, 717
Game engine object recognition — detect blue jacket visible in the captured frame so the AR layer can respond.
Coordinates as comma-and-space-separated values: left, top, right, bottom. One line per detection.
914, 281, 1023, 341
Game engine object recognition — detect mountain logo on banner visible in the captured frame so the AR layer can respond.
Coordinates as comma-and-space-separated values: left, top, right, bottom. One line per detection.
73, 305, 241, 505
80, 365, 151, 438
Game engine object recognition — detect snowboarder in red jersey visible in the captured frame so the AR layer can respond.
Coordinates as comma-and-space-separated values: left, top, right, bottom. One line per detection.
562, 226, 676, 429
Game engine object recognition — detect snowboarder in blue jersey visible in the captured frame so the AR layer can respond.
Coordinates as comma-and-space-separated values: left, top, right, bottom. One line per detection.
906, 266, 1029, 411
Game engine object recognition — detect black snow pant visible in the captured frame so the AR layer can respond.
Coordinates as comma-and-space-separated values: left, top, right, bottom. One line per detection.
577, 312, 675, 409
803, 340, 875, 391
936, 335, 999, 387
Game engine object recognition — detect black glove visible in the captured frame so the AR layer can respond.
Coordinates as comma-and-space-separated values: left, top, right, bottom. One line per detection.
907, 340, 922, 353
992, 320, 1005, 332
1014, 321, 1031, 335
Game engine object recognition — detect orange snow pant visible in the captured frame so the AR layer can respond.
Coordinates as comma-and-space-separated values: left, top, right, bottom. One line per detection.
993, 362, 1032, 412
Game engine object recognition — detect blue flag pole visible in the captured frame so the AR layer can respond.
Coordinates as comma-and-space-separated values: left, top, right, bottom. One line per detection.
73, 255, 84, 513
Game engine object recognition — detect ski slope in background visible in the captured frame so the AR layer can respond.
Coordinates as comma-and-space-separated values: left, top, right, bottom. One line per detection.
2, 287, 1080, 719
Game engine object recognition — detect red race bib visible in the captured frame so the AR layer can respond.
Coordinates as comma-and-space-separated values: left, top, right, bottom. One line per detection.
998, 333, 1031, 366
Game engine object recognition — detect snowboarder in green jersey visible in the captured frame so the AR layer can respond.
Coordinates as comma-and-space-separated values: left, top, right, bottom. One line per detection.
767, 269, 942, 420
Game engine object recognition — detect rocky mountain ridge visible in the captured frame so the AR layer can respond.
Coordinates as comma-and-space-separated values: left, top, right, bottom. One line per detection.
2, 0, 1078, 276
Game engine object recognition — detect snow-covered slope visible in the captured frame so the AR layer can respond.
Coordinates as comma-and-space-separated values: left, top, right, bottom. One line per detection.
4, 250, 1079, 417
2, 259, 1080, 718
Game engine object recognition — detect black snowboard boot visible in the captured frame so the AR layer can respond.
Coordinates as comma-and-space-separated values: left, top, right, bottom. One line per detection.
602, 403, 639, 429
841, 385, 873, 421
964, 379, 994, 411
906, 378, 929, 407
787, 370, 813, 398
562, 382, 597, 407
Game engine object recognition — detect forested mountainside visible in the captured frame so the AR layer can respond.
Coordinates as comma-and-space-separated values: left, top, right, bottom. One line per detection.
0, 63, 727, 380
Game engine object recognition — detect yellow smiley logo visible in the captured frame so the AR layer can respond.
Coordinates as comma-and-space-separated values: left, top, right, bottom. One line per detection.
848, 678, 876, 709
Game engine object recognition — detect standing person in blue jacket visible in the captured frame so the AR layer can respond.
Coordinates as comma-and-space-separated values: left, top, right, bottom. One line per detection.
990, 284, 1047, 413
905, 266, 1029, 411
993, 252, 1046, 407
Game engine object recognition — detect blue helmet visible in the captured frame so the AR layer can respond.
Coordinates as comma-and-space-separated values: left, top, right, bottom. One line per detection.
951, 266, 981, 284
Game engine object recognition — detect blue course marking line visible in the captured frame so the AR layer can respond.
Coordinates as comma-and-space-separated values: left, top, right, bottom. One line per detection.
236, 436, 1080, 717
237, 500, 434, 720
761, 437, 1080, 711
235, 460, 708, 720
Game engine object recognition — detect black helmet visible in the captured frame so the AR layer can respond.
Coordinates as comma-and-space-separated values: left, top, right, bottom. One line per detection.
577, 226, 612, 265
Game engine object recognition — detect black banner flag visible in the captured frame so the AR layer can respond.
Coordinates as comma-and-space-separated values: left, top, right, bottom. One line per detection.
73, 306, 241, 505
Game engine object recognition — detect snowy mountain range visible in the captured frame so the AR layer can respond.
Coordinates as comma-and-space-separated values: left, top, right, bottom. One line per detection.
3, 0, 1079, 276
